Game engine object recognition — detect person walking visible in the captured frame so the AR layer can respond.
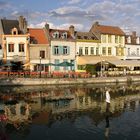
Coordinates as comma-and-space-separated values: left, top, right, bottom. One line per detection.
105, 89, 110, 104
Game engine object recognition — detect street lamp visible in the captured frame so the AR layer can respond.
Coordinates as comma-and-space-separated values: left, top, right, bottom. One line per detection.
39, 56, 42, 78
101, 60, 105, 77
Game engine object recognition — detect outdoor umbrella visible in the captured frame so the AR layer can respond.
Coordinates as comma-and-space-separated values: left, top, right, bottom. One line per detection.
2, 63, 17, 67
57, 61, 74, 67
45, 63, 56, 66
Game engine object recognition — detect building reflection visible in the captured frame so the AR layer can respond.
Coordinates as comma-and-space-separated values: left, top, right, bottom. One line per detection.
0, 85, 140, 131
27, 86, 140, 127
105, 102, 111, 140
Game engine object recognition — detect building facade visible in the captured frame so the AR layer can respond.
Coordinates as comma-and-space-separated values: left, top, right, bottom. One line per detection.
28, 28, 49, 72
90, 22, 125, 59
0, 16, 29, 71
125, 31, 140, 60
49, 25, 76, 72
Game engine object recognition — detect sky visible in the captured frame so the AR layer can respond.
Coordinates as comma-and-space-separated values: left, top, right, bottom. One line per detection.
0, 0, 140, 35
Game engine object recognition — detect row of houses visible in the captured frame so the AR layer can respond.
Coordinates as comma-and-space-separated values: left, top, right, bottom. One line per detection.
0, 16, 140, 74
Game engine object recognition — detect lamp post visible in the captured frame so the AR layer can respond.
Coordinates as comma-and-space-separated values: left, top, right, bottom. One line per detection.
101, 60, 105, 77
39, 56, 42, 78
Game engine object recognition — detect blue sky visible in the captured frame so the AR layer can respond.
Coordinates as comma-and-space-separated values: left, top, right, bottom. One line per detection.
1, 0, 140, 34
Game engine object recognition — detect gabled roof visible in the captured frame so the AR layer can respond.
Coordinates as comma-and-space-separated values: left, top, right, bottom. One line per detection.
1, 19, 21, 34
90, 22, 125, 36
28, 28, 49, 44
76, 31, 98, 40
49, 29, 75, 40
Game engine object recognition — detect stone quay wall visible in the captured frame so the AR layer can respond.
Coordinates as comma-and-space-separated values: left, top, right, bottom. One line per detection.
0, 76, 139, 86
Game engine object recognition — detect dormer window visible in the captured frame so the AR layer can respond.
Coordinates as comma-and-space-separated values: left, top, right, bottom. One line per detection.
127, 36, 131, 43
77, 36, 81, 39
11, 27, 18, 35
91, 37, 95, 40
53, 31, 59, 38
136, 37, 140, 44
84, 36, 88, 39
61, 32, 67, 39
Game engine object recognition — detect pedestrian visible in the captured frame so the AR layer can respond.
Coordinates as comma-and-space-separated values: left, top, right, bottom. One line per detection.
105, 88, 111, 108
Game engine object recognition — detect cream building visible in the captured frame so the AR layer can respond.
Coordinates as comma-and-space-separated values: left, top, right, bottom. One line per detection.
0, 16, 29, 71
2, 30, 29, 63
90, 22, 125, 59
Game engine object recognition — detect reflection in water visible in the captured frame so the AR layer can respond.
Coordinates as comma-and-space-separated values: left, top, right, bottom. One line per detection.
0, 84, 140, 139
105, 103, 110, 140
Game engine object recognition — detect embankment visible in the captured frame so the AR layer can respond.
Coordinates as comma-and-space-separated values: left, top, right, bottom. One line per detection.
0, 76, 139, 86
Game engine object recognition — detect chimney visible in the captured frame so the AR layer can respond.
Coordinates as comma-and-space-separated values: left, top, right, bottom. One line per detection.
19, 16, 24, 32
69, 25, 75, 36
23, 18, 27, 33
132, 31, 136, 38
44, 23, 50, 44
45, 23, 49, 31
94, 21, 99, 27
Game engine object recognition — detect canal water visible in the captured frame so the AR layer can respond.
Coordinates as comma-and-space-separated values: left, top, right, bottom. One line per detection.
0, 83, 140, 140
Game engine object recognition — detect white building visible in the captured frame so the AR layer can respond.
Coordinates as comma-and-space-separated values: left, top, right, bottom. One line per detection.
49, 25, 76, 72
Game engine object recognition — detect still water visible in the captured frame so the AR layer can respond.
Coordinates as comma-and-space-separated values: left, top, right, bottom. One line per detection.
0, 83, 140, 140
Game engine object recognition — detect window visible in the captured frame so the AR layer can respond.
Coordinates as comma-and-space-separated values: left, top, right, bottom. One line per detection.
61, 32, 67, 39
40, 50, 45, 58
63, 46, 68, 55
119, 36, 123, 43
77, 36, 81, 39
19, 44, 24, 52
115, 36, 118, 43
137, 48, 139, 56
90, 47, 94, 55
79, 47, 83, 55
54, 46, 59, 55
11, 28, 18, 35
85, 47, 88, 55
96, 48, 99, 55
102, 35, 106, 43
128, 48, 130, 56
102, 47, 106, 55
108, 47, 112, 55
53, 32, 59, 38
84, 36, 88, 39
108, 35, 111, 43
8, 44, 14, 52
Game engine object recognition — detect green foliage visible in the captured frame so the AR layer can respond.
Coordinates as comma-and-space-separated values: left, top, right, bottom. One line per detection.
85, 64, 96, 75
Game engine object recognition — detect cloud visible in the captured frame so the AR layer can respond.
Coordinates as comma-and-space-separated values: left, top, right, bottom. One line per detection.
68, 0, 81, 4
2, 0, 140, 34
29, 21, 46, 28
0, 1, 10, 9
29, 21, 84, 31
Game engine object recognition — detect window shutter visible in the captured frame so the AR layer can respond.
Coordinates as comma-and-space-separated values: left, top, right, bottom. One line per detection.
52, 46, 55, 55
59, 46, 63, 55
67, 46, 70, 55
